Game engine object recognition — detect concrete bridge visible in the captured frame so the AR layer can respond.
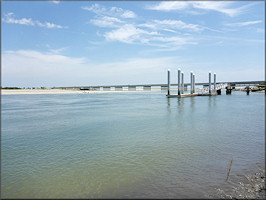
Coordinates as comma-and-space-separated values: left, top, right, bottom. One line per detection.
55, 80, 265, 91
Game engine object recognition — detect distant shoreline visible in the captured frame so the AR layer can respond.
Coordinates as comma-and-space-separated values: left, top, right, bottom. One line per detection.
2, 88, 265, 95
1, 88, 164, 95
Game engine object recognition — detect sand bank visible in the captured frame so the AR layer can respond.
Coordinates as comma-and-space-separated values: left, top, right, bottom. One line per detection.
1, 89, 163, 95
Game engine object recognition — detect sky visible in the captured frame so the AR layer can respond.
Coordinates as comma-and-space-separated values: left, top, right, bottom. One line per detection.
1, 1, 265, 87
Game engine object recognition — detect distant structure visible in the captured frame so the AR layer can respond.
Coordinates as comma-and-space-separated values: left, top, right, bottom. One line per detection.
166, 68, 219, 98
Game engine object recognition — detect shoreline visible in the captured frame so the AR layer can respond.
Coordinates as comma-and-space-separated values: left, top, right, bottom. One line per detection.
2, 88, 264, 95
1, 88, 164, 95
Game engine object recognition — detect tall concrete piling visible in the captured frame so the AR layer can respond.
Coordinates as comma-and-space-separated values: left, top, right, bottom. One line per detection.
143, 86, 151, 90
181, 71, 184, 94
168, 69, 171, 96
115, 86, 123, 91
178, 68, 181, 95
161, 86, 168, 90
128, 86, 136, 91
209, 71, 211, 94
190, 71, 193, 94
103, 87, 111, 91
214, 73, 216, 94
193, 73, 195, 93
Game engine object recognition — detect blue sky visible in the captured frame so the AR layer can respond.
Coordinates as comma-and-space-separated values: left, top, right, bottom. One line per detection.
2, 1, 265, 87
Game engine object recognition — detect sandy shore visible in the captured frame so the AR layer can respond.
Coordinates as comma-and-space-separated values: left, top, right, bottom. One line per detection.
1, 89, 164, 95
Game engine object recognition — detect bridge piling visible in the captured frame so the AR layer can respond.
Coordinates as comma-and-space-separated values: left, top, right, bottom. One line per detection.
143, 86, 151, 90
128, 86, 136, 91
115, 86, 123, 91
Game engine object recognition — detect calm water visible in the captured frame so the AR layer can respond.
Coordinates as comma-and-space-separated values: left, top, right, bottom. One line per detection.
1, 91, 265, 198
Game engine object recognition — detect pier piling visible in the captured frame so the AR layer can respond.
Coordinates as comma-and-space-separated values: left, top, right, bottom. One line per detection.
181, 71, 184, 94
193, 73, 195, 93
214, 73, 216, 94
246, 86, 250, 95
178, 68, 181, 95
168, 69, 171, 95
226, 85, 232, 94
190, 71, 193, 94
209, 72, 211, 94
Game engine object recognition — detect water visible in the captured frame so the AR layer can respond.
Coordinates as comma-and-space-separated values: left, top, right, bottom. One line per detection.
1, 91, 265, 198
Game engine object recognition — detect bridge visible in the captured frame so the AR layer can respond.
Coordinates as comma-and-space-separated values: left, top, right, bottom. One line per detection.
55, 80, 265, 91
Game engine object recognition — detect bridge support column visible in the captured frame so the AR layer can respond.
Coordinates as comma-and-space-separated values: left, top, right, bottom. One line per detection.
209, 71, 211, 94
168, 69, 171, 95
93, 87, 100, 91
143, 86, 151, 90
128, 86, 136, 91
115, 86, 123, 91
161, 86, 168, 90
178, 68, 181, 95
190, 71, 193, 94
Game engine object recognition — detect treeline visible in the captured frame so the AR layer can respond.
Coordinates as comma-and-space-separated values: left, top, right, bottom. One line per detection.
1, 87, 48, 90
1, 87, 22, 90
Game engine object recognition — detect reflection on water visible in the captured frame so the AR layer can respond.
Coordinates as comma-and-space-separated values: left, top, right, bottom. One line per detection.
1, 91, 265, 198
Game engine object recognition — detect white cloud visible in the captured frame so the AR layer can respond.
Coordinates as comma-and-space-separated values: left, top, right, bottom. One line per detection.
90, 16, 124, 28
138, 19, 222, 35
147, 1, 252, 17
82, 4, 106, 15
4, 50, 85, 64
2, 12, 34, 26
82, 4, 136, 18
154, 19, 204, 32
147, 2, 190, 11
35, 21, 66, 29
121, 10, 136, 19
2, 49, 180, 86
2, 12, 67, 29
2, 49, 263, 87
103, 24, 196, 50
225, 20, 262, 27
192, 2, 244, 17
104, 24, 159, 44
51, 0, 60, 4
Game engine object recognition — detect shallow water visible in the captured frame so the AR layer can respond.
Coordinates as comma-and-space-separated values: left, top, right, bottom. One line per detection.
1, 90, 265, 198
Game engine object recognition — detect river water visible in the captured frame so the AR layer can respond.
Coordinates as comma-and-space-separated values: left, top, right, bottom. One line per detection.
1, 90, 265, 198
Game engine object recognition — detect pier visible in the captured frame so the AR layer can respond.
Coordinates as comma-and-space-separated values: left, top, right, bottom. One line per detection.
166, 69, 221, 98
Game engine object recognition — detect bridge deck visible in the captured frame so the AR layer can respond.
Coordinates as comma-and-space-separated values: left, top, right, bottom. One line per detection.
55, 81, 265, 89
